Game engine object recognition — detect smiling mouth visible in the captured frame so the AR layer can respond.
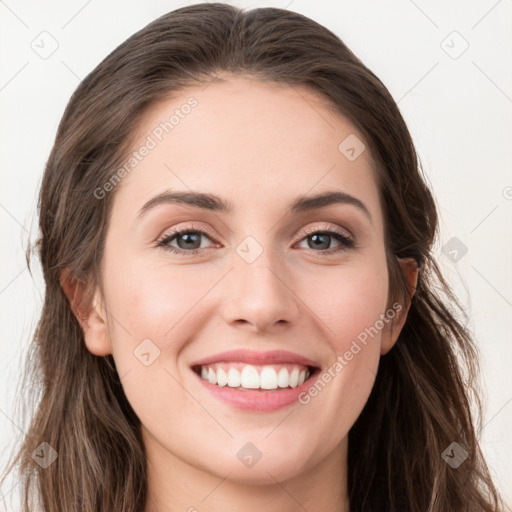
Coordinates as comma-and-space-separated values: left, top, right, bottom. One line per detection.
191, 362, 319, 391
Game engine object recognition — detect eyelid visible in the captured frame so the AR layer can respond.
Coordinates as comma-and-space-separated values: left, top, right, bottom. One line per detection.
155, 222, 215, 243
156, 222, 352, 242
299, 223, 353, 241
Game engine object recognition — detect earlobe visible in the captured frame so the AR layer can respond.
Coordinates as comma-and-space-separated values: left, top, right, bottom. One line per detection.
380, 257, 419, 355
60, 268, 112, 356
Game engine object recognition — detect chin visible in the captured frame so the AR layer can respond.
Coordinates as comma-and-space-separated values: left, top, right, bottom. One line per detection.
196, 438, 322, 485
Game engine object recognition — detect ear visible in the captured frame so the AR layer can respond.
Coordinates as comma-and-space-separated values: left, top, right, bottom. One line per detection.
60, 268, 112, 356
380, 257, 419, 355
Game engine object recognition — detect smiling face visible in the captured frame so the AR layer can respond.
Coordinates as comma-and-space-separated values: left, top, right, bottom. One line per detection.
75, 74, 414, 493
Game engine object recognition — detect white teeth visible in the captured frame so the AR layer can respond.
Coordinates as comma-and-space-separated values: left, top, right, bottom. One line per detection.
260, 367, 278, 389
289, 367, 299, 388
217, 368, 228, 387
240, 365, 260, 389
198, 364, 313, 390
207, 367, 217, 385
227, 368, 241, 388
277, 367, 290, 388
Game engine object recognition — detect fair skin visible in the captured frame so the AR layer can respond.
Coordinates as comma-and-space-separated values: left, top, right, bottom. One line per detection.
64, 74, 417, 512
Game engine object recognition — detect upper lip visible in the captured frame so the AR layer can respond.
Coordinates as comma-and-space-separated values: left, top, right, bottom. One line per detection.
190, 349, 320, 368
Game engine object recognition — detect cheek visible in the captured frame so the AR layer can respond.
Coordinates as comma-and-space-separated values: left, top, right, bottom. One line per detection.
100, 257, 228, 392
99, 262, 212, 418
307, 260, 389, 353
297, 257, 388, 398
105, 259, 211, 343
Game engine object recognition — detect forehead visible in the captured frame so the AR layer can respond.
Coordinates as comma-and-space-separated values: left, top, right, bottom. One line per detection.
111, 74, 382, 226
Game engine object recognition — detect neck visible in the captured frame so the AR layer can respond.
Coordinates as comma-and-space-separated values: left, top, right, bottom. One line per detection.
143, 431, 350, 512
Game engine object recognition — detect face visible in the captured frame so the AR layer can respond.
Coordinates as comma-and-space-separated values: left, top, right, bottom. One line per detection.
79, 75, 411, 486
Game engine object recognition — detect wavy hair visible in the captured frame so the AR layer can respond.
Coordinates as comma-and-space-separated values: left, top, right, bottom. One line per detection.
1, 3, 504, 511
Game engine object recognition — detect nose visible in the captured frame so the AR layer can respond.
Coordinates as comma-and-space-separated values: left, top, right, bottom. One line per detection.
219, 247, 301, 333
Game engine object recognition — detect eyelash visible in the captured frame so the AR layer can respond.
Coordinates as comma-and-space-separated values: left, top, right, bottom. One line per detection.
156, 223, 355, 256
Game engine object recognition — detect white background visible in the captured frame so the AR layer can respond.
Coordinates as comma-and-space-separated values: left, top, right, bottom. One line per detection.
1, 0, 511, 508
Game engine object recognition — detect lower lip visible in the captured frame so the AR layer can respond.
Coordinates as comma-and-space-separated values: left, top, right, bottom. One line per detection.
192, 369, 319, 412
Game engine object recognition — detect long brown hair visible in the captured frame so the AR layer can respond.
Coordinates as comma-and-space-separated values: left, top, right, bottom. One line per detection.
1, 3, 504, 511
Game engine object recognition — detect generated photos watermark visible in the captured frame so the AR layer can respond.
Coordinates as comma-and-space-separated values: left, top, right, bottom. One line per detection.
93, 96, 198, 200
298, 302, 403, 405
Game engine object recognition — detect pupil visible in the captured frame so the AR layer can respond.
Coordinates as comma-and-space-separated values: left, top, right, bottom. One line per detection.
310, 233, 330, 250
179, 233, 200, 249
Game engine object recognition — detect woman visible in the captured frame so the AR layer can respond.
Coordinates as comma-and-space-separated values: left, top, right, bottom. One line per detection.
1, 3, 505, 511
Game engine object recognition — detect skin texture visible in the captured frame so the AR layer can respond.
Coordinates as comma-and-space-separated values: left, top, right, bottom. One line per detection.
65, 75, 418, 512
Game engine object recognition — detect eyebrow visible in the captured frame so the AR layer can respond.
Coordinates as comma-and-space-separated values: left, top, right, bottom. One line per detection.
137, 189, 372, 222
